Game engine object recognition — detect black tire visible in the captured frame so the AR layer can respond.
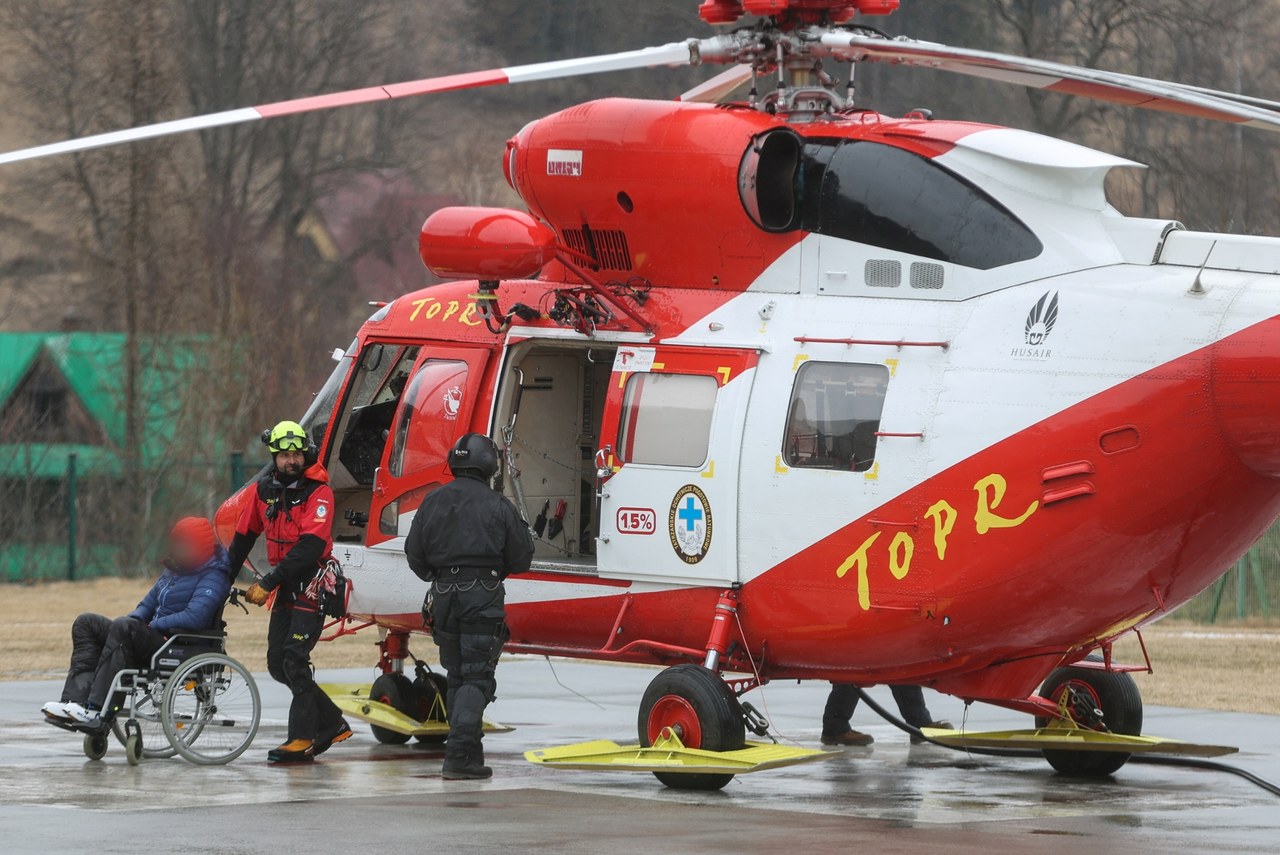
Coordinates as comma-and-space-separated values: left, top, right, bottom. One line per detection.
369, 673, 415, 745
125, 731, 143, 766
83, 731, 108, 761
414, 671, 450, 745
637, 664, 745, 791
1035, 658, 1143, 777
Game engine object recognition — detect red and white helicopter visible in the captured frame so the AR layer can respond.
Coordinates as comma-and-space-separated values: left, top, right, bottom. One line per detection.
8, 0, 1280, 789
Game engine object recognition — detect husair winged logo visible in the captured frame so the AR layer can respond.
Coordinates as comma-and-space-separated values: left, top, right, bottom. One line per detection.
1024, 291, 1060, 346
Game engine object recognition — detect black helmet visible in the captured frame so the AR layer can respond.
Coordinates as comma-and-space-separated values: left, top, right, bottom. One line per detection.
448, 433, 499, 479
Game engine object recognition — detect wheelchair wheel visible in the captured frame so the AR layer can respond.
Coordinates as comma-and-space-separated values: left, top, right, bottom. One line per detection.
112, 684, 177, 759
83, 731, 108, 761
124, 720, 143, 766
161, 652, 260, 765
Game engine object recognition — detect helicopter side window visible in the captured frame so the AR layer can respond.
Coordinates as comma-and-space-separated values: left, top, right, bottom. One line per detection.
808, 140, 1042, 270
388, 359, 470, 479
618, 373, 718, 467
784, 362, 890, 473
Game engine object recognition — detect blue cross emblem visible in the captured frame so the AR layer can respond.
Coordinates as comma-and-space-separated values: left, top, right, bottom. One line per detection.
678, 496, 703, 532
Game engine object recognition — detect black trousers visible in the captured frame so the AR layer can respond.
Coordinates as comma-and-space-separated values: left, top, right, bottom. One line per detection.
266, 602, 343, 741
822, 683, 934, 736
63, 613, 166, 712
429, 580, 508, 768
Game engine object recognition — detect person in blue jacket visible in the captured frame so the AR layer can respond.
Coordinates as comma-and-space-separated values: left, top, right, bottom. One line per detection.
42, 517, 233, 729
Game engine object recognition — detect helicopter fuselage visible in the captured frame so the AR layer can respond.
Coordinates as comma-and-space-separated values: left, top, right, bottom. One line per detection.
220, 97, 1280, 706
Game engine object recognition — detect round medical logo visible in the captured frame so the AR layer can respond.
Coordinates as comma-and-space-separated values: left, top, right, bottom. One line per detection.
668, 485, 712, 565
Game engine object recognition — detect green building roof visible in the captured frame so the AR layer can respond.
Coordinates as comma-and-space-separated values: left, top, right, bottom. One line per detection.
0, 332, 206, 475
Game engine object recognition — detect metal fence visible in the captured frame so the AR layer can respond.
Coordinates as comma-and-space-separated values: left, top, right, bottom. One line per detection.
1, 452, 261, 582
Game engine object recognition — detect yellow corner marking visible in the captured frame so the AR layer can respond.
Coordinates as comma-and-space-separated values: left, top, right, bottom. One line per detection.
617, 371, 630, 389
884, 358, 900, 378
717, 366, 731, 385
702, 460, 716, 479
652, 362, 665, 371
863, 462, 880, 482
774, 455, 788, 474
793, 354, 810, 372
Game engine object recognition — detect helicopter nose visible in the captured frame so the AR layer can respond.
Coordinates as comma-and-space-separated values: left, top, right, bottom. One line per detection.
1211, 313, 1280, 477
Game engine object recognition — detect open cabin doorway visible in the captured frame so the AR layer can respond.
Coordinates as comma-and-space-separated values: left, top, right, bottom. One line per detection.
493, 341, 616, 574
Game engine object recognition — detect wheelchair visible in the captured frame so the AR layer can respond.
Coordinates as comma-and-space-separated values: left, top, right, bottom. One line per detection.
77, 589, 261, 766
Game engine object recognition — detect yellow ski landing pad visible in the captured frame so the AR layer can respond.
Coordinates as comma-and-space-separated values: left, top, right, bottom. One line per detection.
526, 729, 837, 775
320, 683, 513, 738
921, 726, 1238, 758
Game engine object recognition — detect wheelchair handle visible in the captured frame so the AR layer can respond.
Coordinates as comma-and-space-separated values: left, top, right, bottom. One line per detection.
228, 588, 250, 615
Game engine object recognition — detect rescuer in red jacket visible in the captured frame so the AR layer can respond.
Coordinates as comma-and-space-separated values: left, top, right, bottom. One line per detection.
228, 420, 352, 763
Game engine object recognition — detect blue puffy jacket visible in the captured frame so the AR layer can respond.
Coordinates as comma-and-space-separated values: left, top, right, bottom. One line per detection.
128, 546, 234, 634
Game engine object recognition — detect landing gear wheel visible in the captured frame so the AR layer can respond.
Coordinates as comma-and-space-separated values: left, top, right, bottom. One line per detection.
83, 731, 108, 761
413, 670, 450, 745
1035, 659, 1143, 777
638, 664, 745, 791
124, 719, 143, 766
369, 673, 414, 745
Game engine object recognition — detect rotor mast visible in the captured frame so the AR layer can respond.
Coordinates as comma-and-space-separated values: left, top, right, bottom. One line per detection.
691, 0, 899, 121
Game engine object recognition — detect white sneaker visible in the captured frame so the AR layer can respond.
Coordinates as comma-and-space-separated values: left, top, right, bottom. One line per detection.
62, 703, 102, 727
42, 702, 72, 720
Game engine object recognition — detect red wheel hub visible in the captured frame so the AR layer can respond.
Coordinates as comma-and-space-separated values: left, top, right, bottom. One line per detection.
647, 695, 703, 748
1050, 679, 1104, 730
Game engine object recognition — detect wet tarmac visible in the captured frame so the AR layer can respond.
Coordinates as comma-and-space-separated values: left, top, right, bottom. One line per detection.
1, 658, 1278, 854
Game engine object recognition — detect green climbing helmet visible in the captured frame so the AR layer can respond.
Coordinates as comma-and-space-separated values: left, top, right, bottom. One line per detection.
262, 420, 310, 454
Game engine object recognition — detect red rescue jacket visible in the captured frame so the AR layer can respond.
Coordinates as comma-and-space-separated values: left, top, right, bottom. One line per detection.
231, 462, 334, 604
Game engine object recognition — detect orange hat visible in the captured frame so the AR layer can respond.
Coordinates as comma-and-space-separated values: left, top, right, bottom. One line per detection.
169, 516, 217, 564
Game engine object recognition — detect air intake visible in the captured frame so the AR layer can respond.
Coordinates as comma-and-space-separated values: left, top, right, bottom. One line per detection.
865, 259, 901, 287
562, 227, 633, 272
910, 262, 945, 289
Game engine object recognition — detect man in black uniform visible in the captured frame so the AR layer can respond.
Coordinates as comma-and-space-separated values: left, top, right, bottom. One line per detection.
404, 433, 533, 780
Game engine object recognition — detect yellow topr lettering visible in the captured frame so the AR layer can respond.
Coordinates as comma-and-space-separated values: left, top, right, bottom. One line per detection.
924, 499, 958, 560
442, 300, 460, 322
836, 531, 882, 612
409, 298, 430, 321
888, 531, 913, 580
460, 303, 481, 327
974, 473, 1039, 535
425, 301, 443, 319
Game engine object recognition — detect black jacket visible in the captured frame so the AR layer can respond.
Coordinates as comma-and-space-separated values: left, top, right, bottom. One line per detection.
404, 475, 534, 583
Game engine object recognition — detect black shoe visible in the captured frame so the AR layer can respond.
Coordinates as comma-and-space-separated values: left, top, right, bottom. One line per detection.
441, 763, 492, 780
312, 719, 354, 756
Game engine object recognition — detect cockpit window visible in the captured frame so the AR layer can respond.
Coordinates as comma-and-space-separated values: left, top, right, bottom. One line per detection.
330, 343, 419, 485
739, 132, 1042, 270
300, 338, 356, 449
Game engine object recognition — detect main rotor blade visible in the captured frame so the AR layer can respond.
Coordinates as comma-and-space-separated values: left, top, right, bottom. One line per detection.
678, 65, 754, 103
824, 32, 1280, 133
0, 41, 698, 166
